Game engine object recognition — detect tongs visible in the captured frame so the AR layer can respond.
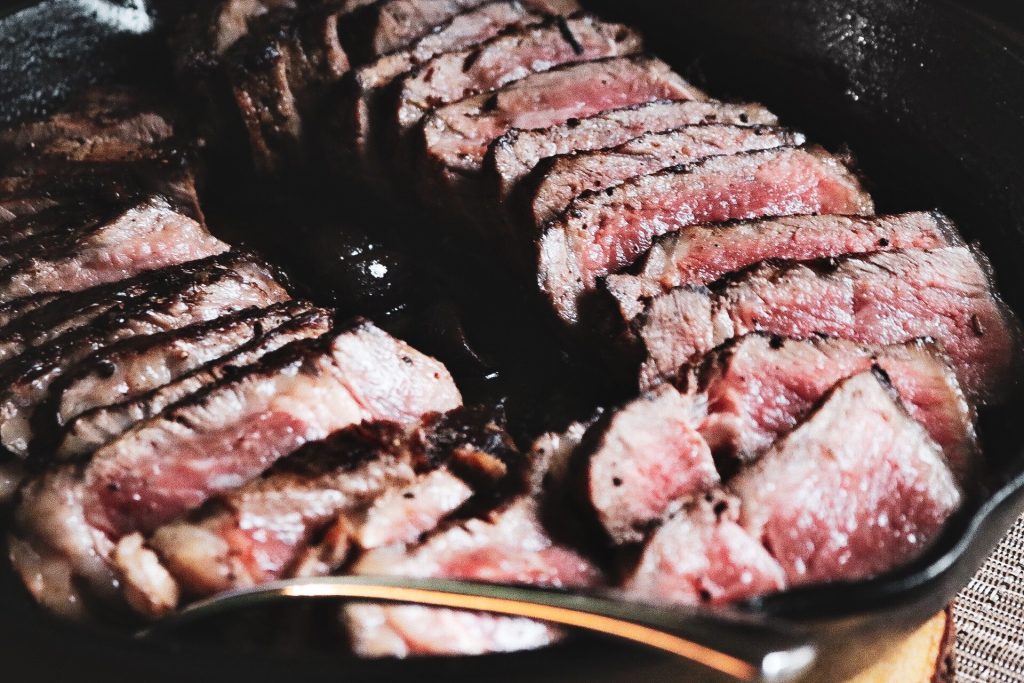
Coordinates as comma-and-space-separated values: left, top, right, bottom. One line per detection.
138, 575, 816, 683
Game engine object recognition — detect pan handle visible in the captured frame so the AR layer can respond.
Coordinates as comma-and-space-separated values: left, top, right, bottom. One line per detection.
138, 575, 816, 683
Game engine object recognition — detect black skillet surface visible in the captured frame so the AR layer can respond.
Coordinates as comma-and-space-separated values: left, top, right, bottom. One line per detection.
3, 0, 1024, 680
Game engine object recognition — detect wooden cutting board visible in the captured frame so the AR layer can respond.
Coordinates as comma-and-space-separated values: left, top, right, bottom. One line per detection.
844, 608, 955, 683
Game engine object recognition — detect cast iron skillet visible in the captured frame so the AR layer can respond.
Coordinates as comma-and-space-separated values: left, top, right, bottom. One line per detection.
2, 0, 1024, 680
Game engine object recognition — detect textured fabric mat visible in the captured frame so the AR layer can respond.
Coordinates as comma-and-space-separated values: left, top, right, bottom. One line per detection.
955, 514, 1024, 681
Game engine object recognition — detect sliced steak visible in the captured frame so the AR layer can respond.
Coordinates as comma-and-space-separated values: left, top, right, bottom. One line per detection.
732, 369, 961, 585
417, 56, 704, 215
0, 252, 261, 366
623, 492, 785, 606
125, 406, 518, 615
334, 0, 553, 183
0, 195, 228, 303
487, 99, 778, 203
605, 211, 959, 322
392, 15, 642, 176
524, 124, 804, 228
11, 322, 460, 617
539, 145, 875, 323
344, 498, 603, 657
0, 252, 290, 459
55, 307, 333, 460
0, 89, 174, 164
687, 334, 977, 480
50, 301, 317, 428
579, 384, 718, 544
336, 0, 579, 65
0, 293, 59, 331
636, 247, 1021, 401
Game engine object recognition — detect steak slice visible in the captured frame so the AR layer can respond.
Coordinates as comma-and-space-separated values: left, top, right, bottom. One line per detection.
0, 195, 228, 303
0, 252, 290, 459
623, 492, 785, 606
687, 334, 978, 480
55, 306, 333, 460
334, 0, 568, 184
417, 56, 704, 215
605, 211, 959, 322
123, 406, 519, 615
732, 369, 961, 586
0, 88, 175, 164
539, 145, 875, 323
335, 0, 578, 65
0, 293, 59, 331
50, 301, 317, 429
343, 498, 603, 657
391, 15, 642, 176
580, 384, 718, 544
636, 247, 1021, 402
0, 252, 261, 366
11, 322, 460, 618
487, 99, 778, 203
523, 124, 804, 228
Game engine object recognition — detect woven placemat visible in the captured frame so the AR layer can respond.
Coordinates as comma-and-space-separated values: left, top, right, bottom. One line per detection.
955, 514, 1024, 681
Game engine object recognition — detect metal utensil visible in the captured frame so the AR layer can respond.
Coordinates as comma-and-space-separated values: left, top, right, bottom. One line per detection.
138, 575, 816, 683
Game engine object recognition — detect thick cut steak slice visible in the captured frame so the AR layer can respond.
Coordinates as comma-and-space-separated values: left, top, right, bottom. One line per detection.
55, 308, 332, 460
732, 370, 961, 585
623, 492, 785, 606
0, 253, 289, 459
337, 0, 576, 65
524, 125, 803, 228
539, 145, 875, 323
580, 384, 718, 544
343, 499, 603, 657
487, 99, 778, 203
51, 301, 316, 427
392, 15, 642, 168
418, 56, 703, 210
0, 253, 257, 366
123, 407, 519, 616
636, 247, 1021, 401
335, 0, 550, 182
0, 196, 228, 303
0, 89, 174, 164
606, 211, 959, 322
687, 334, 977, 480
11, 322, 460, 618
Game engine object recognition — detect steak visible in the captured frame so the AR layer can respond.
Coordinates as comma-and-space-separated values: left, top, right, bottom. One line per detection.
0, 252, 290, 459
605, 211, 959, 322
0, 89, 174, 164
731, 369, 961, 585
334, 0, 578, 65
123, 406, 519, 615
686, 334, 978, 480
486, 99, 778, 203
623, 492, 785, 606
416, 56, 704, 215
538, 145, 875, 323
49, 301, 317, 428
580, 384, 718, 544
226, 5, 349, 171
0, 195, 228, 303
523, 124, 804, 228
391, 15, 642, 176
343, 498, 603, 657
636, 247, 1021, 401
334, 0, 551, 183
0, 293, 59, 331
55, 307, 333, 460
11, 321, 460, 617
